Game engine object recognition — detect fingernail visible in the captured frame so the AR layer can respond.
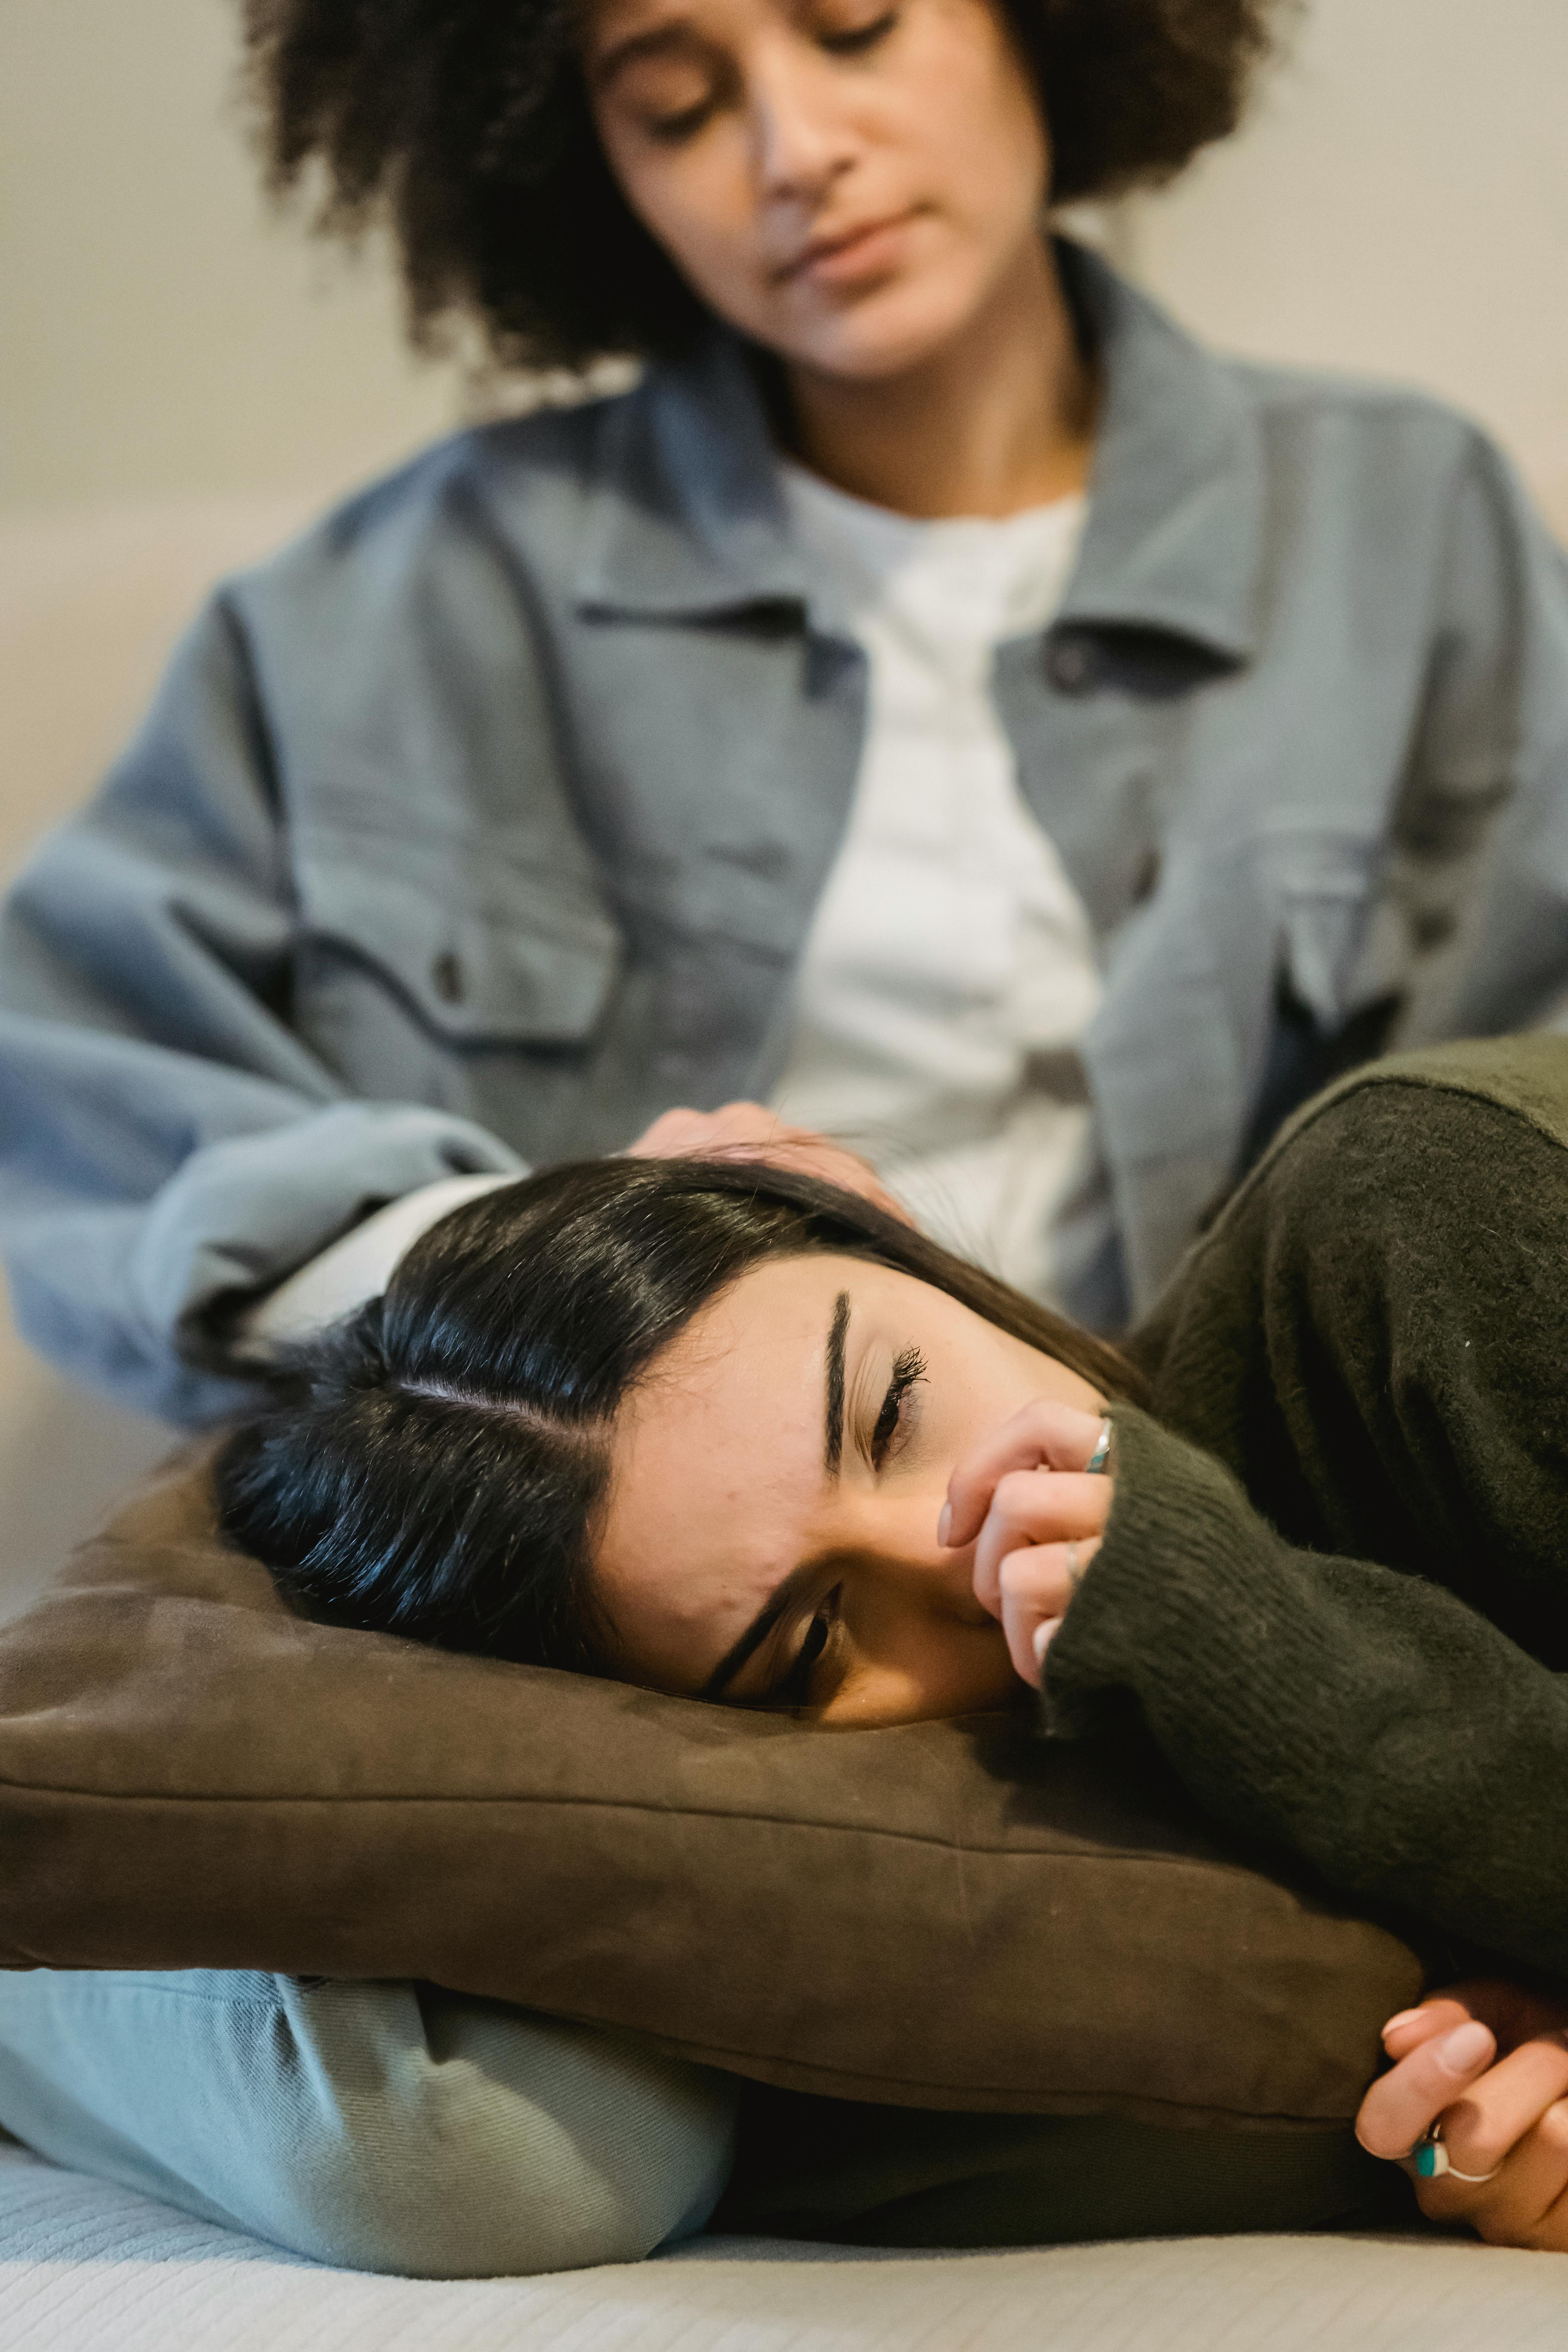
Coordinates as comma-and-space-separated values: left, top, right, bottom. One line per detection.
1436, 2022, 1493, 2074
1031, 1618, 1059, 1664
937, 1503, 952, 1547
1381, 2009, 1427, 2038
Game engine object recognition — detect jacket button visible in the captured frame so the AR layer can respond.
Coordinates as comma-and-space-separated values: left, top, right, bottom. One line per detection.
431, 950, 466, 1005
1046, 636, 1094, 694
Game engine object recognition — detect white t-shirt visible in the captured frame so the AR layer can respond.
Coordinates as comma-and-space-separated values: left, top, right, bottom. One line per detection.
770, 461, 1105, 1303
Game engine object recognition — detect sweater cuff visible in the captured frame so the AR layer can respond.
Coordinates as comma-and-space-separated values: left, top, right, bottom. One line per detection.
1037, 1403, 1267, 1742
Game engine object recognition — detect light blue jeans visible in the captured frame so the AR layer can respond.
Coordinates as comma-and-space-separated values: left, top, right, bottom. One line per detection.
0, 1969, 739, 2276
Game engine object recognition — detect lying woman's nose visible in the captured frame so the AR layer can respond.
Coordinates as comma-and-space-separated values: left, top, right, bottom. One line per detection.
863, 1523, 989, 1621
823, 1542, 1018, 1724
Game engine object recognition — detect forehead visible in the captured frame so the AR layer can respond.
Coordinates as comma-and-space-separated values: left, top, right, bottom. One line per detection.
584, 0, 798, 54
590, 1252, 855, 1657
603, 1251, 849, 1543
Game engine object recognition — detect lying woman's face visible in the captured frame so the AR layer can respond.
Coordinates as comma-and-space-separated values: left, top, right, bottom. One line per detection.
583, 0, 1050, 383
593, 1253, 1101, 1724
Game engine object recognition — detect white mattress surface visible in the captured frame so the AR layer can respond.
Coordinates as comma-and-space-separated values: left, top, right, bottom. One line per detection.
3, 2140, 1566, 2352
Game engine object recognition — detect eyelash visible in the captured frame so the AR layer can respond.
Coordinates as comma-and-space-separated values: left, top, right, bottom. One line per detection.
820, 9, 901, 56
777, 1591, 839, 1709
640, 10, 900, 142
644, 101, 714, 144
872, 1344, 926, 1468
775, 1344, 927, 1709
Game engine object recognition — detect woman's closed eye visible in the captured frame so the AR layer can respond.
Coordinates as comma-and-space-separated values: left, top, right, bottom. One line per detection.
642, 90, 719, 142
628, 6, 898, 141
817, 6, 901, 57
870, 1343, 926, 1468
775, 1585, 843, 1708
631, 75, 722, 142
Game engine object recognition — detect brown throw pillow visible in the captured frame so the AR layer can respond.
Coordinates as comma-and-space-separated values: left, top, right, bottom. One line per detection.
0, 1447, 1424, 2129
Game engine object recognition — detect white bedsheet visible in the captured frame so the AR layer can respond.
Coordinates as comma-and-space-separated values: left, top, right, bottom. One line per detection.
3, 2138, 1566, 2352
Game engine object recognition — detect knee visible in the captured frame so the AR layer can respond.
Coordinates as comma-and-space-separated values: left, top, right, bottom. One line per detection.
267, 1991, 742, 2278
0, 1971, 739, 2279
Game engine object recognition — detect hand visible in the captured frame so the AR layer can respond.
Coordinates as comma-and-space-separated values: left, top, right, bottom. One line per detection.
940, 1398, 1114, 1688
1356, 1979, 1568, 2247
625, 1102, 912, 1225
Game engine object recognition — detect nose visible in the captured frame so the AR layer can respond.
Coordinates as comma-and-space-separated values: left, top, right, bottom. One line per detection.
823, 1510, 1015, 1724
857, 1504, 989, 1626
748, 40, 854, 206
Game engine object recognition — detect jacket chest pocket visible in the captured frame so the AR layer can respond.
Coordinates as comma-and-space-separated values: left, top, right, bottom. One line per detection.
292, 831, 623, 1087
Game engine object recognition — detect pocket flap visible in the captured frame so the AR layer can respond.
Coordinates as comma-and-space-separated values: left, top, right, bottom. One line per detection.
1258, 830, 1382, 1031
296, 833, 622, 1045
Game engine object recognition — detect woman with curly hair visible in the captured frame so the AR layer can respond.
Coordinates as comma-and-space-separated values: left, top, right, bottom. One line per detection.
3, 0, 1568, 2280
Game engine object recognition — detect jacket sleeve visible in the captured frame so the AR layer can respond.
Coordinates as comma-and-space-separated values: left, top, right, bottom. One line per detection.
0, 595, 522, 1426
1041, 1402, 1568, 1980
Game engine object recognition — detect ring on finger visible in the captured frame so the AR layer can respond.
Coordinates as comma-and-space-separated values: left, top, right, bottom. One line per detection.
1064, 1541, 1085, 1594
1084, 1418, 1113, 1475
1402, 2122, 1500, 2185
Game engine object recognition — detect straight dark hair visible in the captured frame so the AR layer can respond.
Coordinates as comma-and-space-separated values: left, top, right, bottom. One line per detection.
217, 1157, 1144, 1681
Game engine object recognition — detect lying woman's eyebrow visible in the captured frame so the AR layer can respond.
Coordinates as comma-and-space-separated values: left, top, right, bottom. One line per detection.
701, 1561, 817, 1702
824, 1289, 850, 1477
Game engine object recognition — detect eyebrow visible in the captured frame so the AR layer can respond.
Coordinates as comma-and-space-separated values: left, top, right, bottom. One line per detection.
700, 1559, 817, 1703
589, 22, 701, 91
824, 1288, 850, 1477
699, 1289, 851, 1702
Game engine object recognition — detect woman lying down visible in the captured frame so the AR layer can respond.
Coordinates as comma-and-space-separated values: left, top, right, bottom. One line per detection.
212, 1040, 1568, 2259
3, 1045, 1565, 2275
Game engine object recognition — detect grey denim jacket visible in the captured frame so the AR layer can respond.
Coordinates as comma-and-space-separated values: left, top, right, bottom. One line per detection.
4, 245, 1568, 1423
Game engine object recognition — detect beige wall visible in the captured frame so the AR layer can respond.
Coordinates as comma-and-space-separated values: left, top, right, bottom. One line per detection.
0, 0, 461, 514
1125, 0, 1568, 536
1, 0, 1566, 1610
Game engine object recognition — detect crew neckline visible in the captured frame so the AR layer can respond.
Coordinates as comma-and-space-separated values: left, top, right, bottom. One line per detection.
779, 455, 1086, 546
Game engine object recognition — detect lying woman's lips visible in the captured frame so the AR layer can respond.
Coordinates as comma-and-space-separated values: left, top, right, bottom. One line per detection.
777, 211, 921, 289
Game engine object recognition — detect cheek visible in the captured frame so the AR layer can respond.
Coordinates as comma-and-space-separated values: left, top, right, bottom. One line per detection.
823, 1622, 1019, 1725
894, 4, 1049, 220
919, 87, 1044, 233
599, 125, 759, 299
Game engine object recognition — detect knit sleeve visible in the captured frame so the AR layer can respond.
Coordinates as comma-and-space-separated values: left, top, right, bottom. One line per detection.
1040, 1401, 1568, 1976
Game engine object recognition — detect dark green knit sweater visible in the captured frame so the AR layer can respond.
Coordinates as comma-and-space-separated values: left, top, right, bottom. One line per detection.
1043, 1036, 1568, 1980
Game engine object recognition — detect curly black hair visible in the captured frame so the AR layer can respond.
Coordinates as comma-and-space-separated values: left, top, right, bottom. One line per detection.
241, 0, 1285, 368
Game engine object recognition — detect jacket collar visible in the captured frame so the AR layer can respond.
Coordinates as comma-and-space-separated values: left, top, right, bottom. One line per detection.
572, 333, 810, 621
1057, 245, 1263, 662
570, 241, 1265, 661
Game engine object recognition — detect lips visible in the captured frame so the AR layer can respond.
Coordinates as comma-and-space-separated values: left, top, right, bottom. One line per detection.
774, 209, 919, 285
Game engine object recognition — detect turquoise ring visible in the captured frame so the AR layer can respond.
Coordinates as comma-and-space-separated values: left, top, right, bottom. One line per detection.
1405, 2124, 1498, 2185
1084, 1419, 1113, 1475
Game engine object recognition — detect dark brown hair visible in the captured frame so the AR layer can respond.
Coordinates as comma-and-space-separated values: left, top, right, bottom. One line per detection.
217, 1156, 1143, 1679
240, 0, 1286, 368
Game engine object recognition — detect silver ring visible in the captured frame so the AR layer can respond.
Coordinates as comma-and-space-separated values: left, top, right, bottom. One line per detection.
1064, 1541, 1085, 1593
1084, 1418, 1113, 1475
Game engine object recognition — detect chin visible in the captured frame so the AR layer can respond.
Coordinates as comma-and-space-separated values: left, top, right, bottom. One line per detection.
769, 274, 995, 386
